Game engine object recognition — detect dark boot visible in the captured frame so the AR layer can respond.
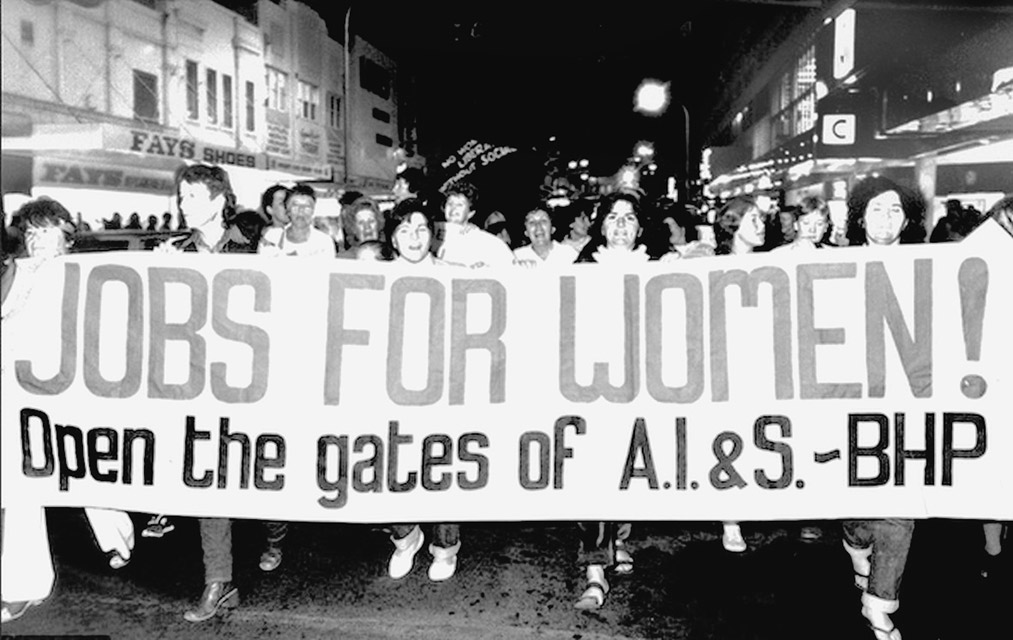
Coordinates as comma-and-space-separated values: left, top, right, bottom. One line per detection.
183, 581, 238, 622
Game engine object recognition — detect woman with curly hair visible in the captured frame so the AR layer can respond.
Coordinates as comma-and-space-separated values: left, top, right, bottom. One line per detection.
840, 175, 925, 640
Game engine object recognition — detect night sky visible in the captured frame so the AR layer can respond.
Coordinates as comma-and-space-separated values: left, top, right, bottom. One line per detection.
216, 1, 817, 177
215, 0, 1006, 192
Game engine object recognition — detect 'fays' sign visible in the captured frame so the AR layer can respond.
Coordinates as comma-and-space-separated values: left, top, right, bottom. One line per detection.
114, 130, 261, 169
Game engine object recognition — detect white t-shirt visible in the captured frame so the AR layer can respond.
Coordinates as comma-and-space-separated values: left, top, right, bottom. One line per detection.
437, 224, 514, 268
263, 227, 336, 258
513, 241, 578, 266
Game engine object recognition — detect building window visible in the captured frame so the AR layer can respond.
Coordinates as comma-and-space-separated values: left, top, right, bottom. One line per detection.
328, 93, 341, 129
266, 68, 287, 111
359, 56, 390, 99
206, 69, 218, 124
371, 107, 390, 123
768, 43, 819, 146
132, 69, 159, 122
20, 20, 34, 46
185, 60, 199, 120
222, 74, 233, 128
297, 80, 319, 120
375, 133, 393, 147
245, 81, 256, 131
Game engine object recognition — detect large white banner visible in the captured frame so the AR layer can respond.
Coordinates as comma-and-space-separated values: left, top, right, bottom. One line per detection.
2, 237, 1010, 522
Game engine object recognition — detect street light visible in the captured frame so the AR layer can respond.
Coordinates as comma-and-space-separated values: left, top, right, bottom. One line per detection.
634, 79, 690, 202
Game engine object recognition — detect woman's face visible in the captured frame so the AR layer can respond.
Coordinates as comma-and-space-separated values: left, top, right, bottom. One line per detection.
863, 190, 905, 245
270, 190, 290, 225
733, 205, 765, 247
178, 181, 223, 229
570, 212, 590, 238
354, 208, 380, 241
393, 212, 432, 263
796, 210, 828, 242
24, 222, 68, 258
602, 199, 640, 249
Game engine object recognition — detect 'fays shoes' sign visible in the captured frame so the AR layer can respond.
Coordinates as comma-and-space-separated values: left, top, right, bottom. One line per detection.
109, 129, 260, 169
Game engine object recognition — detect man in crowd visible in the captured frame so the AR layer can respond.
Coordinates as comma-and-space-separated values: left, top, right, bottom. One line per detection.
154, 163, 241, 622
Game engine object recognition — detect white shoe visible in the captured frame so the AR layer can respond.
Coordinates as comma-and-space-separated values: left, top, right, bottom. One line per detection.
428, 541, 460, 581
844, 540, 872, 591
388, 526, 424, 579
722, 523, 746, 553
861, 592, 902, 640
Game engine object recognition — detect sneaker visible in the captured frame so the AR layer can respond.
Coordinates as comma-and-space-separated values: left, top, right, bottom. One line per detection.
142, 515, 175, 538
108, 551, 130, 570
428, 541, 460, 582
259, 546, 282, 572
722, 523, 747, 553
388, 526, 424, 579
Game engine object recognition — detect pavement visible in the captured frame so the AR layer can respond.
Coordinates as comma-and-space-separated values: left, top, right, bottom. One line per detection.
1, 511, 1008, 640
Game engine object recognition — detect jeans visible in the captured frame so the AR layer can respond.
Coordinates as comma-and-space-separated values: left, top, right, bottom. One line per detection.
577, 522, 631, 566
391, 523, 460, 548
199, 517, 232, 584
843, 518, 914, 601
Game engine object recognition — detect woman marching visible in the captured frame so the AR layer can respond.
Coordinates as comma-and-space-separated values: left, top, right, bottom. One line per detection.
841, 175, 926, 640
380, 198, 463, 581
570, 190, 651, 609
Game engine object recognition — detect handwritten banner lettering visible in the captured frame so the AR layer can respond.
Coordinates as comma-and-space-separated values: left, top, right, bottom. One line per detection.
2, 242, 1010, 522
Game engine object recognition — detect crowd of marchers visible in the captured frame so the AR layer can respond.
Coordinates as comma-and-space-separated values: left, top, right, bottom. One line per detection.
2, 161, 1011, 640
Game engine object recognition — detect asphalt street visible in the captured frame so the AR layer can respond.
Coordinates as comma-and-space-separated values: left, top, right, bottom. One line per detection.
1, 511, 1007, 640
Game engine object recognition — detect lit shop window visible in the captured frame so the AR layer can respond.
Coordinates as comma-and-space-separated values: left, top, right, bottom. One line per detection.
768, 44, 818, 146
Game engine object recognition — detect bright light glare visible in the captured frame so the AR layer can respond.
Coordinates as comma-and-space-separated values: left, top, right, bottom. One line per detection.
635, 142, 654, 158
634, 80, 669, 114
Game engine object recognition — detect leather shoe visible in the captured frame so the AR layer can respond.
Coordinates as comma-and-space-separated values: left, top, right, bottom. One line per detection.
183, 581, 238, 622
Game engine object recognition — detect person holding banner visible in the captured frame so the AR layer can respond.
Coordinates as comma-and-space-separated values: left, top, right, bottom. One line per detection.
257, 184, 291, 252
569, 190, 655, 610
841, 175, 926, 640
433, 182, 515, 268
771, 196, 831, 253
259, 184, 336, 259
381, 197, 461, 580
339, 196, 386, 258
150, 164, 245, 622
711, 195, 770, 553
512, 205, 578, 266
1, 199, 136, 622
